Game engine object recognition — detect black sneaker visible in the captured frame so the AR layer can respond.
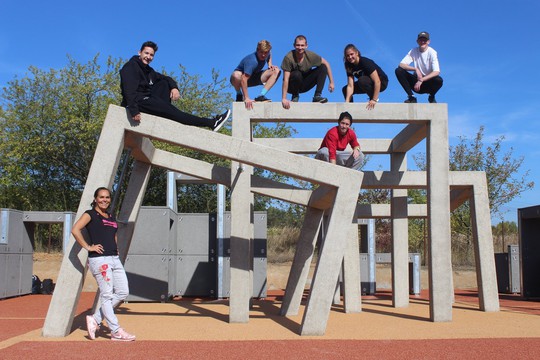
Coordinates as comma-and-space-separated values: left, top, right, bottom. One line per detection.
313, 95, 328, 103
404, 96, 417, 103
212, 109, 231, 132
428, 95, 437, 103
254, 95, 271, 102
235, 93, 243, 102
291, 94, 299, 102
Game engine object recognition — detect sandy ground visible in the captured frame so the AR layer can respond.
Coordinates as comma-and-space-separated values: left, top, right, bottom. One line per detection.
33, 252, 478, 292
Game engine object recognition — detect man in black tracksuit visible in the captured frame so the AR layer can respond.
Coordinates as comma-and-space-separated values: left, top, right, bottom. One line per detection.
120, 41, 230, 131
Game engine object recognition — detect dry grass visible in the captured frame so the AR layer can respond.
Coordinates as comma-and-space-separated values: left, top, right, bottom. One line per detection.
267, 226, 301, 263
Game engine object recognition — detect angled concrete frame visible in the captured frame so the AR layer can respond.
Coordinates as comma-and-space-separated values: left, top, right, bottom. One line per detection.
233, 102, 454, 334
42, 102, 498, 338
246, 104, 498, 326
42, 104, 362, 337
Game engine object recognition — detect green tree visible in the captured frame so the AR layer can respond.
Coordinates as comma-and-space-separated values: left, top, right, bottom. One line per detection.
414, 126, 534, 222
0, 55, 122, 211
492, 221, 518, 236
413, 126, 533, 263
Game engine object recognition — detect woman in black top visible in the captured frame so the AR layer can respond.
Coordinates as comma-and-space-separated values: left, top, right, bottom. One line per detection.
71, 187, 135, 341
342, 43, 388, 110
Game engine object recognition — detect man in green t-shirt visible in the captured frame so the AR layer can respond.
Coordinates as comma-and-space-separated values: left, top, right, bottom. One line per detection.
280, 35, 335, 109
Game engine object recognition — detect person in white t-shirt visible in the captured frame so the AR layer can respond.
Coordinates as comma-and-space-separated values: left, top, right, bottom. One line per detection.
395, 31, 443, 103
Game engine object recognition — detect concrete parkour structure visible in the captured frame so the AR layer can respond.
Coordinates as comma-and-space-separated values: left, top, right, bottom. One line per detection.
42, 102, 500, 337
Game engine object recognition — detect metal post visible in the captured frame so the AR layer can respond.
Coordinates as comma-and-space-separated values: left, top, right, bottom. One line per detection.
217, 184, 225, 298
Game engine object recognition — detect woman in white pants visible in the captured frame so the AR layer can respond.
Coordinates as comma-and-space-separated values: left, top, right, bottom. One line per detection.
71, 187, 135, 341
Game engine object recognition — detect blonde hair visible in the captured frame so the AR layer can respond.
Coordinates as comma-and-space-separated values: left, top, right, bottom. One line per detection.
257, 40, 272, 52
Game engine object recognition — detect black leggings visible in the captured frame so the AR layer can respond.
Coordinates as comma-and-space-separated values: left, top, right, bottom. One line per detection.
341, 76, 388, 101
395, 67, 443, 97
138, 80, 214, 128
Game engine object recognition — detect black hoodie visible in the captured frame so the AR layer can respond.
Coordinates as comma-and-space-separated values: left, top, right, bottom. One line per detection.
120, 55, 178, 117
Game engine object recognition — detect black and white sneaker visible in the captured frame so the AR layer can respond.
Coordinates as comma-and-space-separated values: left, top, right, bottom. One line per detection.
404, 96, 417, 103
428, 95, 437, 103
212, 109, 231, 132
312, 95, 328, 103
254, 95, 271, 102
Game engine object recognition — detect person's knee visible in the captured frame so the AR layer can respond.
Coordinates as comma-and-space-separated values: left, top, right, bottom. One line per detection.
395, 67, 406, 77
380, 79, 389, 92
290, 70, 302, 82
230, 71, 242, 87
341, 85, 347, 98
100, 287, 114, 301
315, 148, 330, 161
274, 68, 282, 80
433, 76, 443, 88
116, 288, 129, 301
267, 68, 281, 82
288, 70, 303, 93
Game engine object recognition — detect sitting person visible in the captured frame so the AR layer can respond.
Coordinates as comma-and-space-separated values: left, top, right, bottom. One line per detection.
315, 111, 364, 170
120, 41, 230, 131
230, 40, 281, 110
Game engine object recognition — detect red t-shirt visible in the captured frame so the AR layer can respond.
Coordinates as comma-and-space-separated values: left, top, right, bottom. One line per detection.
319, 126, 360, 160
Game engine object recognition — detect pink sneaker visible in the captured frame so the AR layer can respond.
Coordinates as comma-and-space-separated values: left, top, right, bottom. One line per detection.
111, 328, 136, 342
86, 315, 98, 340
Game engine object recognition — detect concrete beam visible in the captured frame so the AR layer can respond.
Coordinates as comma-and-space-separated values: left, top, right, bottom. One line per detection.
242, 102, 447, 123
117, 107, 362, 187
392, 124, 427, 153
253, 138, 393, 154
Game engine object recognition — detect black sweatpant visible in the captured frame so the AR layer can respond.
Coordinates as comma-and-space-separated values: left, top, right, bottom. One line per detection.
138, 80, 214, 128
287, 64, 328, 96
341, 76, 389, 102
394, 67, 443, 97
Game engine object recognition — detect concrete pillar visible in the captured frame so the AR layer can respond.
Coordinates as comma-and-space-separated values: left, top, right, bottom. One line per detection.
426, 114, 453, 322
341, 221, 361, 312
391, 153, 409, 307
42, 105, 127, 337
280, 206, 324, 316
229, 102, 253, 323
301, 182, 362, 335
470, 175, 500, 311
116, 160, 152, 261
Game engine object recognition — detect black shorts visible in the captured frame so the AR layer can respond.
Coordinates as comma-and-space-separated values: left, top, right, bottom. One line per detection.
247, 70, 265, 87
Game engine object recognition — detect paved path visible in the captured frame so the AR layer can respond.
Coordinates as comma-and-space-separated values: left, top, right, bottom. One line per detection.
1, 290, 540, 359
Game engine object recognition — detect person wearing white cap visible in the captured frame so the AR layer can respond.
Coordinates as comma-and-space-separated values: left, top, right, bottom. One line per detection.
395, 31, 443, 103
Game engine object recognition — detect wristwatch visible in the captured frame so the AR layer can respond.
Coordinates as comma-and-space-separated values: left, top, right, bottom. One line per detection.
371, 98, 379, 102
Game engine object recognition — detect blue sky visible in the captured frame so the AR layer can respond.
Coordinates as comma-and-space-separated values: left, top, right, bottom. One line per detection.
1, 0, 539, 223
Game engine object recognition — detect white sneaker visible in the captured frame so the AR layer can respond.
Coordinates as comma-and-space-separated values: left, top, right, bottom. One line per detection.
111, 328, 136, 341
86, 315, 98, 340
